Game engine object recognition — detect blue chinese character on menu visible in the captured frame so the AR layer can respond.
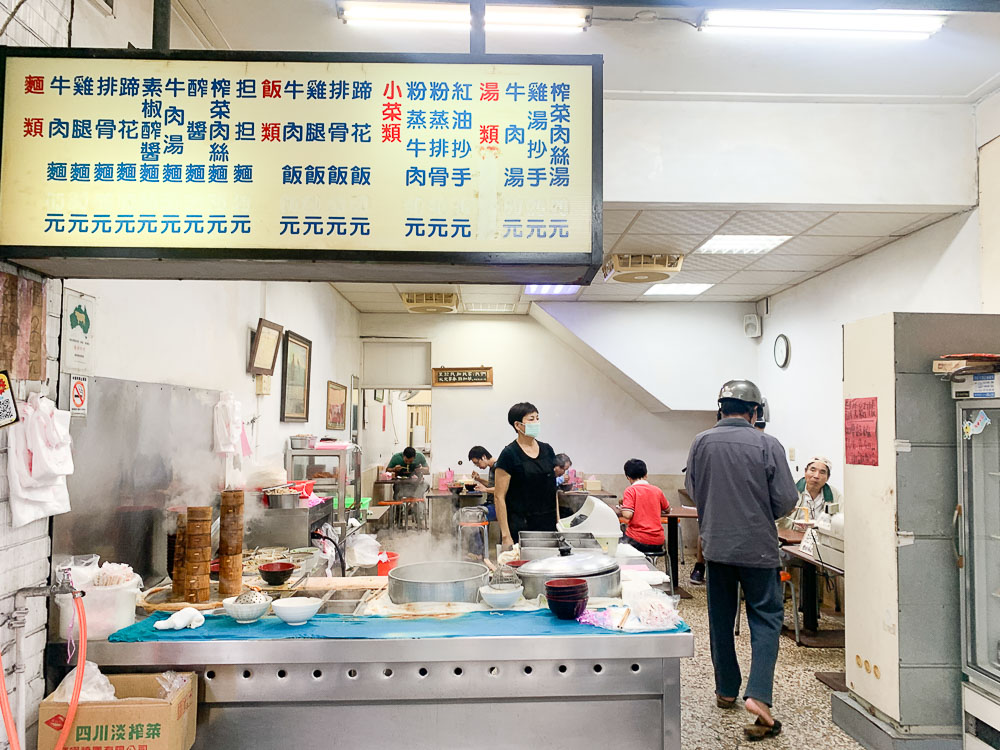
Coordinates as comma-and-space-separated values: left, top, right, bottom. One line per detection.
117, 163, 136, 181
236, 79, 256, 98
188, 121, 206, 140
528, 82, 547, 101
502, 219, 522, 238
236, 122, 255, 141
185, 165, 205, 182
165, 106, 185, 126
73, 76, 94, 96
209, 165, 227, 183
352, 124, 371, 143
208, 215, 228, 233
210, 100, 231, 120
307, 80, 327, 100
452, 83, 471, 101
550, 146, 569, 165
72, 119, 92, 139
47, 162, 67, 181
143, 77, 163, 97
427, 218, 448, 237
70, 163, 89, 181
352, 81, 372, 100
551, 82, 571, 101
210, 122, 229, 140
96, 119, 114, 139
550, 166, 570, 187
98, 76, 117, 96
505, 125, 524, 145
305, 166, 324, 185
285, 80, 303, 99
527, 167, 546, 187
407, 110, 426, 129
329, 123, 348, 142
551, 103, 571, 123
526, 219, 546, 238
232, 215, 251, 233
209, 143, 229, 162
452, 219, 471, 238
119, 77, 139, 96
44, 213, 65, 232
406, 167, 426, 187
283, 165, 303, 185
527, 140, 547, 159
140, 164, 159, 182
452, 111, 471, 130
351, 167, 371, 185
165, 77, 184, 97
452, 167, 471, 187
306, 123, 325, 142
350, 217, 370, 236
429, 167, 448, 187
451, 139, 471, 158
407, 81, 427, 101
528, 111, 547, 131
330, 80, 349, 100
504, 168, 523, 188
429, 138, 447, 158
329, 166, 348, 185
164, 135, 183, 155
163, 164, 182, 182
187, 78, 207, 97
284, 123, 303, 142
212, 78, 231, 97
506, 82, 525, 101
142, 121, 162, 140
429, 82, 448, 101
119, 119, 138, 139
404, 218, 425, 237
142, 99, 162, 119
429, 110, 448, 130
94, 163, 113, 181
233, 165, 253, 183
49, 119, 69, 138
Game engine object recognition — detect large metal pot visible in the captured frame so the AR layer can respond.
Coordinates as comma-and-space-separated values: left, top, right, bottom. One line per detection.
388, 561, 489, 604
516, 553, 621, 599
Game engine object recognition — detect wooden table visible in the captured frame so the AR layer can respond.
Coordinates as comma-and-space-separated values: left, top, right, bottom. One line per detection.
662, 506, 699, 599
782, 544, 845, 648
777, 528, 804, 546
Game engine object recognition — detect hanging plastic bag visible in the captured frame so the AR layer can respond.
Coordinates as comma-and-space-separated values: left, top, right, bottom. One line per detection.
25, 393, 74, 479
7, 394, 72, 528
213, 391, 242, 455
345, 533, 380, 568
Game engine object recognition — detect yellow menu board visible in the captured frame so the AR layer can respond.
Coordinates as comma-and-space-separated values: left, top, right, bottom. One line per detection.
0, 54, 597, 258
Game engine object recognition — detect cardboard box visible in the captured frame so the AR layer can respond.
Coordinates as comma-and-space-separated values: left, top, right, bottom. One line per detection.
952, 372, 999, 399
933, 359, 971, 373
38, 672, 197, 750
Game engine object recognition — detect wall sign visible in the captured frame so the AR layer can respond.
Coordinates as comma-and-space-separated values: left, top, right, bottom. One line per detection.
70, 373, 88, 417
432, 367, 493, 387
845, 396, 878, 466
0, 370, 19, 428
0, 50, 601, 280
63, 288, 95, 375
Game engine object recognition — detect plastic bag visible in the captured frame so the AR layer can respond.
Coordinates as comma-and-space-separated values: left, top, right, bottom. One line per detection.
51, 661, 117, 702
25, 394, 74, 479
345, 533, 380, 568
156, 671, 191, 699
213, 392, 242, 455
52, 554, 99, 588
7, 394, 72, 528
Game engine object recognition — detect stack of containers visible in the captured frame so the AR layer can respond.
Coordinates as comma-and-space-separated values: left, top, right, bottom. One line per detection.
171, 513, 188, 601
219, 490, 244, 597
184, 506, 212, 603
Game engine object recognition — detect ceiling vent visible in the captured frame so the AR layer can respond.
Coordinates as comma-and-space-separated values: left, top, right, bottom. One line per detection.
603, 253, 684, 283
463, 301, 516, 314
400, 292, 459, 313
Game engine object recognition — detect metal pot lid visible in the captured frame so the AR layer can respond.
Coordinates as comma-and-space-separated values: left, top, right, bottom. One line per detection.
517, 553, 619, 577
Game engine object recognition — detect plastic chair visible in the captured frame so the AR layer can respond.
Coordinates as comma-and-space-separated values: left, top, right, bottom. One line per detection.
734, 570, 799, 644
376, 499, 406, 530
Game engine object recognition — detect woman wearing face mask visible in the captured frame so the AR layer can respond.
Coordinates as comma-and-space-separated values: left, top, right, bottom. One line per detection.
494, 401, 558, 550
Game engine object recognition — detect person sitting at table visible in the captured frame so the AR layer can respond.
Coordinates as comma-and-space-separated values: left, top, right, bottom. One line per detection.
468, 445, 496, 488
778, 455, 841, 530
618, 458, 670, 554
554, 453, 573, 487
387, 447, 430, 522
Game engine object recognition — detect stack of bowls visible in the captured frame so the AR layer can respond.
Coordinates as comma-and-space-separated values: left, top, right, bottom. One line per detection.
545, 577, 589, 620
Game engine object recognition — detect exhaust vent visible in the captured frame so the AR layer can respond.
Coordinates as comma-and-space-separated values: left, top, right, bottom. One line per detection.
603, 254, 684, 283
463, 302, 516, 314
400, 292, 459, 313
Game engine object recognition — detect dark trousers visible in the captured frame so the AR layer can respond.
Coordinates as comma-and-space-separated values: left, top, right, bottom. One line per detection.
706, 561, 783, 706
623, 535, 664, 555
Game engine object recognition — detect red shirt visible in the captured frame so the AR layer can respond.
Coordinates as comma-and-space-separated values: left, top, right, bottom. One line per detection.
623, 481, 669, 546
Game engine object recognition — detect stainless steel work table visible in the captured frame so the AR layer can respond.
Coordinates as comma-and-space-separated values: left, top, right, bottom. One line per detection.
52, 628, 694, 750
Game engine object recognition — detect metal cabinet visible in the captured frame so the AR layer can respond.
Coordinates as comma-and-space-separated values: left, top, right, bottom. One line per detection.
284, 445, 361, 523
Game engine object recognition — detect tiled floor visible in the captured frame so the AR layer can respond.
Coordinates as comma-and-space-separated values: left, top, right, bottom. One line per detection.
676, 563, 863, 750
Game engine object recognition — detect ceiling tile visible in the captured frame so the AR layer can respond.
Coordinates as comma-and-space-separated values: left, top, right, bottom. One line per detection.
630, 210, 733, 235
603, 210, 639, 234
891, 213, 951, 236
817, 256, 855, 273
332, 282, 395, 293
692, 295, 756, 302
806, 212, 929, 237
700, 283, 781, 296
680, 253, 759, 271
394, 283, 460, 293
728, 270, 809, 284
614, 234, 707, 254
717, 210, 832, 235
353, 302, 409, 312
770, 235, 880, 255
346, 293, 406, 303
459, 284, 521, 294
667, 269, 734, 283
743, 253, 845, 272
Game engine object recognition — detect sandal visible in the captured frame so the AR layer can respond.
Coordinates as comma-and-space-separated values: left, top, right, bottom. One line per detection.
716, 695, 737, 709
744, 718, 782, 741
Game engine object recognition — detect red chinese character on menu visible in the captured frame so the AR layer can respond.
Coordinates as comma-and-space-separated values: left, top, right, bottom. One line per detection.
479, 124, 498, 144
261, 79, 282, 98
480, 82, 499, 101
383, 81, 401, 99
24, 75, 44, 94
381, 123, 400, 143
261, 123, 281, 141
23, 118, 43, 137
382, 102, 402, 122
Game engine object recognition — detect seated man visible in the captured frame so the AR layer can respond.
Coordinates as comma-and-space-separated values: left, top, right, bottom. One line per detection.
387, 447, 430, 522
778, 455, 841, 529
554, 453, 573, 487
468, 445, 497, 521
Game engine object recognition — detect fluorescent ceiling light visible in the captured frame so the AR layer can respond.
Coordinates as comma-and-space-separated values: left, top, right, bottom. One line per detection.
338, 2, 590, 31
701, 9, 947, 41
696, 235, 791, 255
643, 283, 714, 296
523, 284, 580, 295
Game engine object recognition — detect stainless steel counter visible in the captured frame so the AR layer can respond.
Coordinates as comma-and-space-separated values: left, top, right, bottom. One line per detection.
51, 629, 694, 750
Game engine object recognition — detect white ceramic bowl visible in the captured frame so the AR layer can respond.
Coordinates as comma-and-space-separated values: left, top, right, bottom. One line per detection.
222, 595, 272, 624
271, 597, 323, 626
479, 584, 524, 610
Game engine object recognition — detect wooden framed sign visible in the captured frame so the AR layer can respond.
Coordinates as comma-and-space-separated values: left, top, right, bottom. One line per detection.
432, 367, 493, 387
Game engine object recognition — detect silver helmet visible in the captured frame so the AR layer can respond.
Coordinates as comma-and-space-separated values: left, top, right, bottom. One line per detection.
718, 379, 763, 406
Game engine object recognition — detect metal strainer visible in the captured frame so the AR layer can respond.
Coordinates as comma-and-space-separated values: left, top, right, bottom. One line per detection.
489, 564, 521, 589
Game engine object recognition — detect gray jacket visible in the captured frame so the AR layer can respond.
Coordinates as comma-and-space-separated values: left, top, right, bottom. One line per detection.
685, 418, 798, 568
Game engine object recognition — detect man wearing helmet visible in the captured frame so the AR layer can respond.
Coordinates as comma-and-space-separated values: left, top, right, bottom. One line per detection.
685, 379, 798, 740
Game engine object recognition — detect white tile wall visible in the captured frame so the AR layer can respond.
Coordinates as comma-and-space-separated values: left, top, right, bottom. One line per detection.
0, 269, 61, 749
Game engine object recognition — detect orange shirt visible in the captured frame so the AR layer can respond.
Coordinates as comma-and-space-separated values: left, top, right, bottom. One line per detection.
623, 481, 670, 546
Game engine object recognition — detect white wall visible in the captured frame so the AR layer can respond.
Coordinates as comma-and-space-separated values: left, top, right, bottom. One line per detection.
71, 0, 203, 50
361, 390, 410, 469
62, 280, 361, 459
605, 100, 977, 207
535, 300, 758, 412
359, 314, 714, 476
755, 211, 981, 489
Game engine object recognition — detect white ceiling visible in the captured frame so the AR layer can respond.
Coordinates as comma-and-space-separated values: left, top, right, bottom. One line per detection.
332, 204, 957, 311
182, 2, 1000, 103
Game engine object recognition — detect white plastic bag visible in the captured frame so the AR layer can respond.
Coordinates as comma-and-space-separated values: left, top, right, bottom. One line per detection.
7, 394, 72, 528
51, 661, 117, 702
213, 391, 242, 455
346, 533, 380, 568
52, 554, 99, 588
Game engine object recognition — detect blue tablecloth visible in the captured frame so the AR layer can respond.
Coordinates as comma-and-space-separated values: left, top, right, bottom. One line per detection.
110, 610, 690, 642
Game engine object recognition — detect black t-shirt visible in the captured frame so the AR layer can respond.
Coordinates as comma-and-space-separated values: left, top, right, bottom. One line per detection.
495, 439, 557, 519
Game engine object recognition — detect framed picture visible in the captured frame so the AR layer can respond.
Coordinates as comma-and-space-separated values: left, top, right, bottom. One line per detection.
373, 389, 385, 403
280, 330, 311, 422
248, 318, 283, 376
326, 380, 347, 431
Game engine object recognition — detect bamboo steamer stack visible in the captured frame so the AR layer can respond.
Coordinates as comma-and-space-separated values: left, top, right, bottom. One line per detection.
184, 506, 213, 603
171, 513, 188, 601
218, 490, 245, 597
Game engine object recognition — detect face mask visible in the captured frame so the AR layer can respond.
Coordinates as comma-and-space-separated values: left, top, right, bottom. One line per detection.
555, 474, 565, 485
522, 422, 541, 438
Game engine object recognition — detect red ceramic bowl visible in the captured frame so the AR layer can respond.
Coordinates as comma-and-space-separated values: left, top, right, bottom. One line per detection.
545, 584, 588, 596
506, 560, 529, 568
545, 578, 588, 588
258, 561, 295, 586
546, 594, 589, 603
548, 597, 588, 620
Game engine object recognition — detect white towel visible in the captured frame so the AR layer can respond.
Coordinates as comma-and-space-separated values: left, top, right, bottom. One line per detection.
153, 607, 205, 630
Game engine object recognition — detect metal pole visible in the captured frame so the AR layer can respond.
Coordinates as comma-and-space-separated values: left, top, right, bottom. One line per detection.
470, 0, 485, 55
152, 0, 171, 51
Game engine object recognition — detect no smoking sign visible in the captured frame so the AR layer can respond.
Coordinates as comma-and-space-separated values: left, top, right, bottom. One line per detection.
70, 374, 88, 417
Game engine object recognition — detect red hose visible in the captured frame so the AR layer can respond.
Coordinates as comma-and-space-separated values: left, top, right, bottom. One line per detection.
54, 596, 86, 750
0, 628, 22, 750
